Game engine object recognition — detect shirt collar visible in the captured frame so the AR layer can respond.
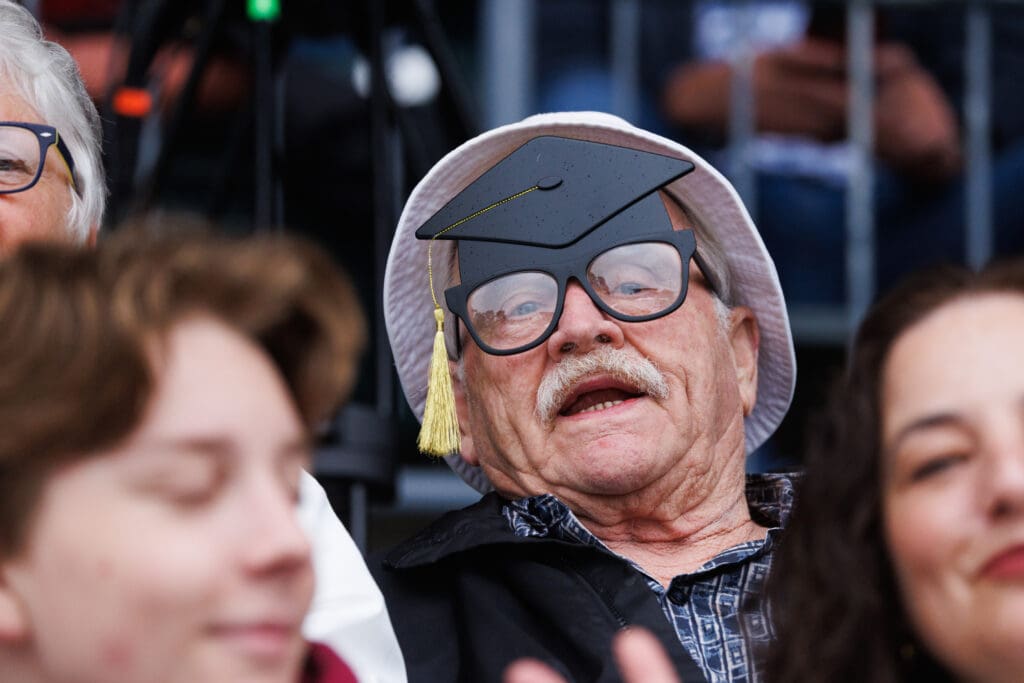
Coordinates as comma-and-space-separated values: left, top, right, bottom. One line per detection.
504, 472, 799, 572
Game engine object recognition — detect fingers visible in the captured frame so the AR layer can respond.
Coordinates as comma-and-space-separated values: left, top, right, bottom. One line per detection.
776, 39, 917, 81
874, 68, 962, 181
873, 42, 917, 78
612, 628, 683, 683
503, 630, 683, 683
772, 40, 846, 74
504, 658, 570, 683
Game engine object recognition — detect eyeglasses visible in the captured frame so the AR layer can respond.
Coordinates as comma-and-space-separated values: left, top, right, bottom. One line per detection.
445, 230, 711, 355
0, 122, 78, 195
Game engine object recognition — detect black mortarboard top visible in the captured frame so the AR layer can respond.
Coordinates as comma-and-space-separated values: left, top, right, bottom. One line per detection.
414, 135, 695, 248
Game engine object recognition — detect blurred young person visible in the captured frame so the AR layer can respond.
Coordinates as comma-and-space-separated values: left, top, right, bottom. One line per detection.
1, 4, 406, 678
0, 229, 367, 682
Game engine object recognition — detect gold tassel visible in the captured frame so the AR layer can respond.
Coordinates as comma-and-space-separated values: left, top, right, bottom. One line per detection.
417, 307, 461, 456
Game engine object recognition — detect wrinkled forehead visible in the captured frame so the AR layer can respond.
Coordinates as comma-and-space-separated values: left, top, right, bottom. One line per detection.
456, 192, 674, 286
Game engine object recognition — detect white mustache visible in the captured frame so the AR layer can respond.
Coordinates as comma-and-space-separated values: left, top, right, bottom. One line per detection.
535, 346, 669, 424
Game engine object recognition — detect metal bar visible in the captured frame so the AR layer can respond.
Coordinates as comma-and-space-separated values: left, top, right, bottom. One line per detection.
727, 1, 758, 217
389, 466, 480, 514
964, 2, 993, 269
368, 0, 397, 422
129, 0, 229, 218
481, 0, 535, 127
253, 19, 274, 229
412, 0, 480, 137
272, 52, 286, 229
845, 0, 876, 327
348, 483, 369, 551
610, 0, 641, 123
379, 134, 403, 419
361, 0, 393, 553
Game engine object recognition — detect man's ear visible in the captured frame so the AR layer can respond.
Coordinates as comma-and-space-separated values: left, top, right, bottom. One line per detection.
727, 306, 760, 417
0, 565, 29, 642
449, 359, 477, 466
85, 225, 98, 249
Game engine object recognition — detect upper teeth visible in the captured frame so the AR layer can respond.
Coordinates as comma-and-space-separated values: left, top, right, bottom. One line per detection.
578, 399, 624, 414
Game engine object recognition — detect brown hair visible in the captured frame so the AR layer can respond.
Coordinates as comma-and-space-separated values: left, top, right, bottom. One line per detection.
763, 257, 1024, 683
0, 225, 365, 557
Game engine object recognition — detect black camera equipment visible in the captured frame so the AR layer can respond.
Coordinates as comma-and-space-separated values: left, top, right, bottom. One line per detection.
103, 0, 478, 549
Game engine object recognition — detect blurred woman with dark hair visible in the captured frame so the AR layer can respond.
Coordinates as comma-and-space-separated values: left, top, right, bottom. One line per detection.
765, 258, 1024, 682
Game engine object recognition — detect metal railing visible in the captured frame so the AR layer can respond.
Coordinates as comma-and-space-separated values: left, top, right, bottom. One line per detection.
479, 0, 1000, 339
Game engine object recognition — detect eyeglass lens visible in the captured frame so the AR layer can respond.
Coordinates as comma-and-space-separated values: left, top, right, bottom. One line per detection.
465, 241, 683, 351
588, 241, 683, 316
0, 126, 44, 192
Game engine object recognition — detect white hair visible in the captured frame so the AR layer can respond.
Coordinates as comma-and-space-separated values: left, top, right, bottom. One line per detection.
0, 0, 106, 240
662, 191, 735, 307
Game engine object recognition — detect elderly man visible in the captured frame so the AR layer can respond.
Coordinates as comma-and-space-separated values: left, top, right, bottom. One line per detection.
378, 112, 797, 682
0, 3, 405, 681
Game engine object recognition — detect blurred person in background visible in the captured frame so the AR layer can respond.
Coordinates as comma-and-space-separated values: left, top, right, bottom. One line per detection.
0, 0, 104, 254
655, 2, 1024, 302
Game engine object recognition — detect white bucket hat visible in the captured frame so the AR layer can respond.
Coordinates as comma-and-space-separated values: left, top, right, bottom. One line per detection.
384, 111, 796, 493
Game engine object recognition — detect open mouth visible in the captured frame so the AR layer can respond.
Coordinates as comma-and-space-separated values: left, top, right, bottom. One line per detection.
559, 380, 646, 417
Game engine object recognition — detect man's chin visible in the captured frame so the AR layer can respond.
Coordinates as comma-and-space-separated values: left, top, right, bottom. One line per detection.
484, 461, 649, 502
553, 448, 669, 497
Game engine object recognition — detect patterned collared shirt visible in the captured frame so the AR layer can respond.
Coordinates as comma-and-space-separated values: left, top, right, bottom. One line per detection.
503, 473, 797, 683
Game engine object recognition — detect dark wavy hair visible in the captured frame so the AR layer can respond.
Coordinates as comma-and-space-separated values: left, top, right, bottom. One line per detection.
763, 257, 1024, 683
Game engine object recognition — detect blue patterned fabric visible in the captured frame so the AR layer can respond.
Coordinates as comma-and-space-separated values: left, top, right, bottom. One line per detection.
504, 473, 797, 683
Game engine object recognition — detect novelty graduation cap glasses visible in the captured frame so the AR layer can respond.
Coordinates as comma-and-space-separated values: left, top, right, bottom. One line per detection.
416, 135, 710, 356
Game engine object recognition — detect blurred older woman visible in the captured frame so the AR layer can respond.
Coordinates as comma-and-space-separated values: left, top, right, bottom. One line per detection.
766, 258, 1024, 682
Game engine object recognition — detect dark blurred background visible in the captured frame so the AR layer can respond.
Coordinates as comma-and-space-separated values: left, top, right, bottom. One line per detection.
33, 0, 1024, 552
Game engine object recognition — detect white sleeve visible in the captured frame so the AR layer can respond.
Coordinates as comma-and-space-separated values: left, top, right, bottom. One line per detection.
298, 471, 408, 683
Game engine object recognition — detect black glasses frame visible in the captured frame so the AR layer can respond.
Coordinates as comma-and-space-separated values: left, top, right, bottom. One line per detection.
445, 229, 712, 356
0, 121, 78, 195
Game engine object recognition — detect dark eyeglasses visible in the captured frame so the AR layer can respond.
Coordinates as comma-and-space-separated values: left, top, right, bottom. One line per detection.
0, 122, 78, 195
445, 230, 711, 355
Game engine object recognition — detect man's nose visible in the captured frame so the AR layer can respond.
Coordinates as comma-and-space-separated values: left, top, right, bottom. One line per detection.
546, 281, 624, 361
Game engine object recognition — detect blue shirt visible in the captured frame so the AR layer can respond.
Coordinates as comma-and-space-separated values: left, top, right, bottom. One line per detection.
503, 472, 797, 683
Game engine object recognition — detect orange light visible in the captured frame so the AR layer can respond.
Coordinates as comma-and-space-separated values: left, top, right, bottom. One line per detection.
112, 87, 153, 118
